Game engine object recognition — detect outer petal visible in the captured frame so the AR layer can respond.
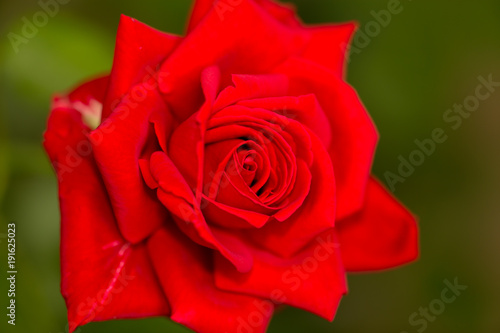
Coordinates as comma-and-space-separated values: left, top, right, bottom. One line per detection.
187, 0, 301, 33
90, 84, 171, 244
67, 76, 109, 104
186, 0, 213, 32
102, 15, 181, 120
274, 57, 378, 220
214, 229, 346, 321
336, 177, 419, 272
301, 23, 357, 78
253, 0, 302, 27
148, 226, 273, 333
43, 81, 169, 332
160, 0, 309, 120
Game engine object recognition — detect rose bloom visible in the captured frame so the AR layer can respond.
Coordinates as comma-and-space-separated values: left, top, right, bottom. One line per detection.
43, 0, 418, 332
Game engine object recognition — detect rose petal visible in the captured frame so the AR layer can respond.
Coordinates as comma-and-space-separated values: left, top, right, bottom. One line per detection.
187, 0, 302, 33
213, 74, 289, 112
274, 57, 378, 220
159, 0, 308, 120
148, 226, 273, 333
203, 107, 313, 225
185, 0, 213, 33
90, 84, 171, 244
301, 23, 357, 78
167, 66, 221, 200
146, 151, 254, 273
214, 229, 346, 321
203, 139, 249, 200
68, 76, 109, 105
102, 15, 181, 120
337, 177, 419, 271
43, 91, 169, 332
237, 93, 332, 153
254, 0, 302, 27
245, 128, 336, 257
202, 195, 271, 229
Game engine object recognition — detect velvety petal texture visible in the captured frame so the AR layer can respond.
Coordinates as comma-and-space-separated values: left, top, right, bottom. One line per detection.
214, 229, 346, 321
91, 85, 171, 244
44, 1, 419, 333
44, 78, 169, 333
337, 178, 419, 272
102, 15, 181, 120
274, 57, 379, 220
159, 0, 309, 119
148, 226, 272, 333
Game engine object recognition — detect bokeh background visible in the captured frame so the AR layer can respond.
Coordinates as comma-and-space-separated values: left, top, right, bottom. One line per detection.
1, 0, 499, 332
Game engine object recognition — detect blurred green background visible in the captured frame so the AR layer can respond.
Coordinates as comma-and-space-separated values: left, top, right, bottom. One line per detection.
1, 0, 499, 332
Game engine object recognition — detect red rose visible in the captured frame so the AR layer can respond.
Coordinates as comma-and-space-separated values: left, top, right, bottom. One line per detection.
43, 1, 418, 332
